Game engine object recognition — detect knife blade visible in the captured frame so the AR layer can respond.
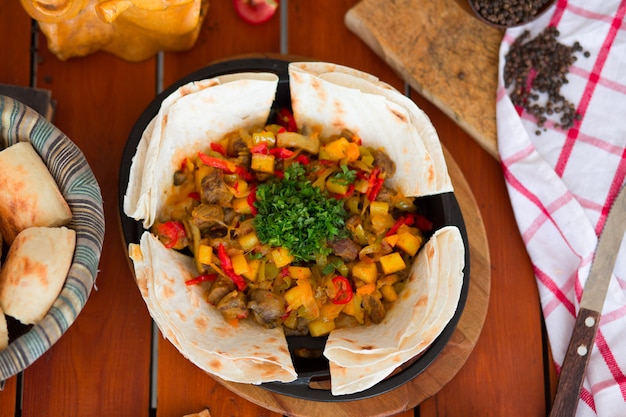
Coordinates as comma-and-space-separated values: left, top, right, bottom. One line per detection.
549, 184, 626, 417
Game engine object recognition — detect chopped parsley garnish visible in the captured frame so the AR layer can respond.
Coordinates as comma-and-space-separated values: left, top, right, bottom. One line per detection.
253, 163, 348, 262
331, 164, 357, 185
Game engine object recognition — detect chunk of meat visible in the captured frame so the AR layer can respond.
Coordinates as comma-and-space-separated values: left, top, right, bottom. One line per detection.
362, 294, 386, 324
330, 238, 361, 261
373, 149, 396, 176
248, 289, 286, 328
206, 276, 235, 305
200, 170, 233, 206
216, 290, 248, 320
191, 204, 225, 231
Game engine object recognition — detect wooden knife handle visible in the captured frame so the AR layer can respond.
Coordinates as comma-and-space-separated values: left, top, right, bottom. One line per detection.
549, 307, 601, 417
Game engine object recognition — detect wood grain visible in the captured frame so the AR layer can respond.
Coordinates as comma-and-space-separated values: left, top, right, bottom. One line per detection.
345, 0, 504, 159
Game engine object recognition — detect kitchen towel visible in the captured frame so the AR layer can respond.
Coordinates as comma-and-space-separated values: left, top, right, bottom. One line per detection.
497, 0, 626, 415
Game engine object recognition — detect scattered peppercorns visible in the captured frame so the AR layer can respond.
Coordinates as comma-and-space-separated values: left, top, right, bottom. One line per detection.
504, 26, 588, 134
471, 0, 551, 27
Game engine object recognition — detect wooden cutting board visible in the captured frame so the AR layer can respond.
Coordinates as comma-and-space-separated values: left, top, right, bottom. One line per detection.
345, 0, 504, 159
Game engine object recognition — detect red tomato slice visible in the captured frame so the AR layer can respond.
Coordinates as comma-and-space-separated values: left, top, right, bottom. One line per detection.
233, 0, 278, 25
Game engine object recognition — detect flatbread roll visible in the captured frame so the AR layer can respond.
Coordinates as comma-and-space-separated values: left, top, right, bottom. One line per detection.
0, 226, 76, 324
0, 142, 72, 245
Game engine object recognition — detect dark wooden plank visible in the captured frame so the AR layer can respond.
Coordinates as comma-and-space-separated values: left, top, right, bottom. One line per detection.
20, 42, 156, 416
0, 2, 31, 86
413, 94, 547, 416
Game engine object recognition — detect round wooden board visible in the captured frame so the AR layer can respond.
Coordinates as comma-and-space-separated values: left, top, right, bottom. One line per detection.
218, 146, 492, 417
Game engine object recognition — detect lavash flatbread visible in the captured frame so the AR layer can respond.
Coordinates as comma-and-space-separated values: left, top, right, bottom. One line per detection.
0, 226, 76, 324
324, 226, 464, 395
288, 62, 453, 198
0, 142, 72, 244
123, 63, 464, 394
130, 232, 297, 383
124, 72, 280, 229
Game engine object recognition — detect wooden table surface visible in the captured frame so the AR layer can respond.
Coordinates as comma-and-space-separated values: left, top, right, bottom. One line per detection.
0, 1, 554, 416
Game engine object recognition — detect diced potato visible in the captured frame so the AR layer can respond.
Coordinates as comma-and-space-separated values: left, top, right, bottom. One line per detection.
232, 197, 253, 214
319, 303, 344, 321
342, 293, 364, 324
379, 252, 407, 274
251, 153, 275, 173
238, 231, 259, 251
288, 266, 312, 280
352, 260, 378, 284
380, 285, 398, 302
231, 253, 250, 275
271, 247, 294, 268
242, 259, 260, 282
308, 318, 336, 337
370, 214, 396, 233
383, 234, 399, 247
369, 201, 389, 216
396, 231, 423, 257
284, 285, 306, 311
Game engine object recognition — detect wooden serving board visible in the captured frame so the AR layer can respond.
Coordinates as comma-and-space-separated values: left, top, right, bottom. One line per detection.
345, 0, 504, 159
219, 146, 491, 416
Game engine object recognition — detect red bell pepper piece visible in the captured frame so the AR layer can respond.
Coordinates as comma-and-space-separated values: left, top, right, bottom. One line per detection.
197, 152, 236, 173
187, 191, 201, 201
331, 276, 354, 305
185, 273, 218, 286
269, 147, 295, 159
155, 221, 187, 249
250, 142, 269, 154
210, 142, 227, 156
366, 168, 384, 201
235, 166, 255, 181
217, 243, 247, 291
274, 170, 285, 179
247, 184, 258, 216
294, 154, 309, 165
276, 108, 297, 132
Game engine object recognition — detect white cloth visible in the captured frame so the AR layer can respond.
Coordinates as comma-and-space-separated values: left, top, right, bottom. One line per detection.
497, 0, 626, 415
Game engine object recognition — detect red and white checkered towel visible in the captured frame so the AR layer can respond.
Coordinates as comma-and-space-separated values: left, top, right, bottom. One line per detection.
497, 0, 626, 415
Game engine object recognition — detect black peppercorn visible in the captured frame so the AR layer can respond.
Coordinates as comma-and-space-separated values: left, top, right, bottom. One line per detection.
504, 26, 590, 134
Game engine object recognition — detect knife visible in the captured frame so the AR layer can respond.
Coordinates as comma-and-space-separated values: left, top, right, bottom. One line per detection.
549, 184, 626, 417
